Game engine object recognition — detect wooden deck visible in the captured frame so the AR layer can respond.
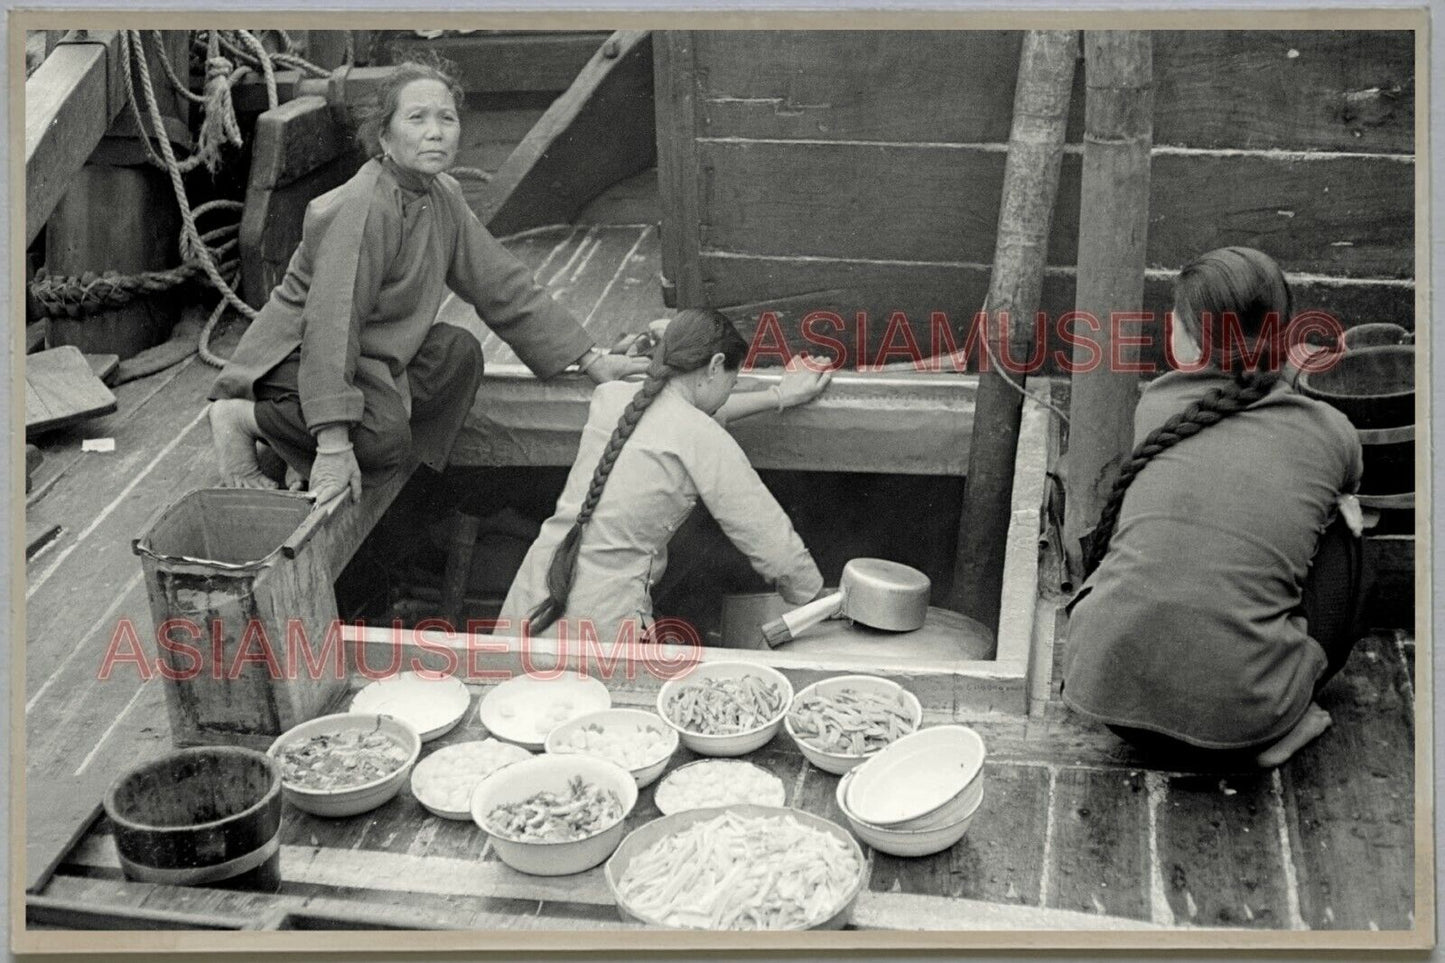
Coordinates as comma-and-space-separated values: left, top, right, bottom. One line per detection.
20, 183, 1419, 934
28, 629, 1416, 933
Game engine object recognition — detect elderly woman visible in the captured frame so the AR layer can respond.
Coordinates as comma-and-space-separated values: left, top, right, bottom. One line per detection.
209, 58, 644, 504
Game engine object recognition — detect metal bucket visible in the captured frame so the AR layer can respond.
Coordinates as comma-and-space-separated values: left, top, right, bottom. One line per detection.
132, 489, 350, 748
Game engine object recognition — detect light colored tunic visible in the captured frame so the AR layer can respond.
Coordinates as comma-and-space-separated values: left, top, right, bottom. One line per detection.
1062, 368, 1362, 749
500, 381, 825, 644
211, 157, 593, 452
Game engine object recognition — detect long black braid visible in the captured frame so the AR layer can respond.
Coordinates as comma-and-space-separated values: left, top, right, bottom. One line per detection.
1081, 374, 1273, 577
527, 364, 672, 633
527, 309, 748, 635
1081, 246, 1292, 579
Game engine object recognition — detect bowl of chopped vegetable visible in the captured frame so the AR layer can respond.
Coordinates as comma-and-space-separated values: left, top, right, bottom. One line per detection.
544, 708, 678, 788
267, 713, 421, 818
656, 662, 793, 757
606, 804, 866, 929
471, 753, 638, 876
784, 675, 923, 774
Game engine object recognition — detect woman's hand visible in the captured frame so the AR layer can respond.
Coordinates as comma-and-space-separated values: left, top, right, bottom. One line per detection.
1336, 492, 1365, 537
308, 429, 363, 505
583, 352, 651, 384
774, 352, 834, 408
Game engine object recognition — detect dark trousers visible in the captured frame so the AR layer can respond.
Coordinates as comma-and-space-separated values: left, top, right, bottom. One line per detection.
253, 323, 484, 484
1108, 513, 1365, 762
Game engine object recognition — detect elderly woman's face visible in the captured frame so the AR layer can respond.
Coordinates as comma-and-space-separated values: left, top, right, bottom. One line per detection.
380, 78, 459, 176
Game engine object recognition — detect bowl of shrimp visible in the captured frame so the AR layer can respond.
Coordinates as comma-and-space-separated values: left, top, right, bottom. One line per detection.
655, 662, 793, 756
470, 753, 638, 876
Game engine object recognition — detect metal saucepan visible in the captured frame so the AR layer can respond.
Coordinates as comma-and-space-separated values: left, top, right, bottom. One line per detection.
760, 558, 931, 648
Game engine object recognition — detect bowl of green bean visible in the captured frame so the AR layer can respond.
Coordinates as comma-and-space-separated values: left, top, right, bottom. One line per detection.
784, 674, 923, 774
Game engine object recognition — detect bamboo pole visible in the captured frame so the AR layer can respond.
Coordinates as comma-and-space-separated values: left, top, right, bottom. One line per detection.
1063, 32, 1154, 583
951, 30, 1079, 643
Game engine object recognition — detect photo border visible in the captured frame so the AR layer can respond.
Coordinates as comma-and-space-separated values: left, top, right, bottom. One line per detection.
7, 4, 1436, 955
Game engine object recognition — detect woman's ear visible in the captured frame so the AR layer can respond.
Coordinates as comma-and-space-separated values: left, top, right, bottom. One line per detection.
1168, 311, 1203, 366
708, 352, 727, 378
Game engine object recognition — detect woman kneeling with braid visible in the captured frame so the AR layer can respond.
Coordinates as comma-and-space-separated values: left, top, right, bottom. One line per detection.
1063, 247, 1365, 769
499, 308, 833, 644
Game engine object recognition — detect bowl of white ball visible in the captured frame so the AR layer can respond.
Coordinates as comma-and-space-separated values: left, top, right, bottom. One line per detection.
410, 739, 534, 820
651, 759, 787, 815
544, 709, 679, 789
477, 674, 612, 750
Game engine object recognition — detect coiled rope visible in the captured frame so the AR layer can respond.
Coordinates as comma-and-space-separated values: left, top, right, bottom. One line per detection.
204, 29, 331, 79
119, 29, 260, 367
35, 30, 488, 368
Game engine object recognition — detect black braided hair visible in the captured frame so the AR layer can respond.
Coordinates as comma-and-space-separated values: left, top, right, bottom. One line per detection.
1082, 247, 1291, 578
1082, 377, 1273, 577
527, 309, 749, 634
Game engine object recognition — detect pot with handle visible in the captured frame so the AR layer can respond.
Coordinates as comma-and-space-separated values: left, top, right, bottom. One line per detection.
760, 558, 931, 648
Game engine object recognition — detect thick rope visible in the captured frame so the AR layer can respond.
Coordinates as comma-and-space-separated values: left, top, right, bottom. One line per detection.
121, 31, 248, 176
32, 202, 241, 315
148, 30, 206, 104
206, 29, 329, 80
126, 29, 259, 362
271, 51, 332, 78
233, 30, 278, 110
30, 262, 223, 316
41, 31, 298, 370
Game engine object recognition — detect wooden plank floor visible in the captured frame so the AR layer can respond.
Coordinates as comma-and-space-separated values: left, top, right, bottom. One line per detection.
33, 628, 1417, 931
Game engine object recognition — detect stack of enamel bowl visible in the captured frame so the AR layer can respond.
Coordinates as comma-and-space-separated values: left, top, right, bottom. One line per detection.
833, 725, 986, 857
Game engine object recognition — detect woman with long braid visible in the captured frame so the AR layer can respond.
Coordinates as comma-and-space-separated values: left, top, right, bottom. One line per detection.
1063, 248, 1364, 769
499, 309, 832, 644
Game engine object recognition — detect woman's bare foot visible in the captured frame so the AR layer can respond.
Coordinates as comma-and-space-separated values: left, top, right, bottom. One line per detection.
1255, 702, 1333, 769
209, 399, 278, 489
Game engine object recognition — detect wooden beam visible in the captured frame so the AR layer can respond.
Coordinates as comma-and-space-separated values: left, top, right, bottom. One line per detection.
697, 257, 1418, 367
228, 69, 307, 113
480, 31, 656, 237
455, 367, 981, 474
653, 30, 704, 307
1064, 32, 1154, 580
233, 33, 611, 111
951, 30, 1079, 639
302, 30, 353, 70
239, 95, 358, 305
381, 31, 608, 93
24, 30, 124, 245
